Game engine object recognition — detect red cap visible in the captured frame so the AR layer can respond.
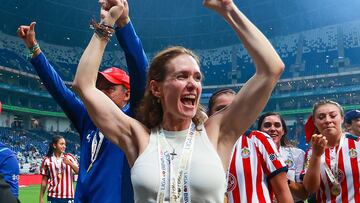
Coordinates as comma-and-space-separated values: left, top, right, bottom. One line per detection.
97, 67, 130, 90
0, 101, 2, 113
304, 115, 316, 143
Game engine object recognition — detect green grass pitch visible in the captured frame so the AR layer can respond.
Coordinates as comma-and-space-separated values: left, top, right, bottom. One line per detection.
19, 185, 46, 203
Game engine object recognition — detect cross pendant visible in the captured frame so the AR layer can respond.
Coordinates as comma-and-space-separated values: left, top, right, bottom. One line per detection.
170, 149, 177, 160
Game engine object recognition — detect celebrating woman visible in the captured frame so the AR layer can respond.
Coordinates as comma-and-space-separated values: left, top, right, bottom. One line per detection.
208, 90, 292, 203
258, 112, 308, 202
303, 100, 360, 202
39, 135, 78, 203
73, 0, 286, 202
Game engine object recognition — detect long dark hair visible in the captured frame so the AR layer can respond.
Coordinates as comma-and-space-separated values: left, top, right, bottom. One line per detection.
136, 46, 205, 129
257, 112, 292, 147
46, 135, 64, 157
207, 88, 236, 116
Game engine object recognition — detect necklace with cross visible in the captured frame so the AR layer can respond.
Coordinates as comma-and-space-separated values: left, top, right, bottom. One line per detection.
170, 148, 177, 160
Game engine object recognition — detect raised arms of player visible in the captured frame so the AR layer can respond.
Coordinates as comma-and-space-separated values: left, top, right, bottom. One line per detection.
73, 0, 149, 166
17, 9, 148, 134
203, 0, 284, 164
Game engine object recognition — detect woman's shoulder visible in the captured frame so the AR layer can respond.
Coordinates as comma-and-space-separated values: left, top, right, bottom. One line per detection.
41, 156, 51, 164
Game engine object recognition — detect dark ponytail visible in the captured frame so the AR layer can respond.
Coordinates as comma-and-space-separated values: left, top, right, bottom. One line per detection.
46, 135, 64, 157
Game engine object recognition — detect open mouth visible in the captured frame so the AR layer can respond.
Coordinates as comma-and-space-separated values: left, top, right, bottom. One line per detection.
269, 134, 279, 138
181, 94, 196, 107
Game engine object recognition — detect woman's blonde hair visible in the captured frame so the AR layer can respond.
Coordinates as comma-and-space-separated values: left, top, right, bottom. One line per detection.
312, 99, 344, 119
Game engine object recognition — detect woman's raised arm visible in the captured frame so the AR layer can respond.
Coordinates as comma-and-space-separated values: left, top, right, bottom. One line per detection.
205, 0, 284, 146
72, 0, 148, 165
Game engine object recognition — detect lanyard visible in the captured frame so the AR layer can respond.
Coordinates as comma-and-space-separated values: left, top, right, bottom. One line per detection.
87, 131, 104, 172
157, 123, 196, 203
323, 135, 344, 186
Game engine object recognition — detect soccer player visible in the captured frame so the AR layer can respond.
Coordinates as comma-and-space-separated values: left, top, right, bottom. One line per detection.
16, 1, 148, 202
207, 89, 292, 203
40, 135, 78, 203
258, 112, 308, 202
303, 100, 360, 202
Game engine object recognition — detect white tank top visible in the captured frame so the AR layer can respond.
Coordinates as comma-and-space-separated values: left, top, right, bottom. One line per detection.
131, 125, 226, 202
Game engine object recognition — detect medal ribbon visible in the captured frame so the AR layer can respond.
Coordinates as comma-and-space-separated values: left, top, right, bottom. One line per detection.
87, 131, 104, 172
157, 123, 196, 203
53, 154, 64, 180
323, 135, 344, 189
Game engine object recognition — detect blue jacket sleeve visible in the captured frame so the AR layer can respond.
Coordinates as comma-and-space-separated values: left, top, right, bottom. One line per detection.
115, 21, 148, 117
30, 53, 89, 137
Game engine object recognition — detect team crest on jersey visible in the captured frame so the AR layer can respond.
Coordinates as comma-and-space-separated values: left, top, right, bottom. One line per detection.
227, 173, 237, 192
285, 159, 294, 168
241, 147, 250, 158
349, 148, 357, 158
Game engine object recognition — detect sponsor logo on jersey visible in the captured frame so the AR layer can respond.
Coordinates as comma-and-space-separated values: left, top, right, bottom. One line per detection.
269, 153, 277, 161
86, 133, 92, 143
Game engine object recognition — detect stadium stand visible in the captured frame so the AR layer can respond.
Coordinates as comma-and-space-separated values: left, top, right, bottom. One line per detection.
0, 19, 360, 161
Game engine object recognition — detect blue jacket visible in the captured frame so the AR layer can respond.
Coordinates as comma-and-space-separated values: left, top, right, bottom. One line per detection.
31, 22, 148, 203
0, 142, 19, 198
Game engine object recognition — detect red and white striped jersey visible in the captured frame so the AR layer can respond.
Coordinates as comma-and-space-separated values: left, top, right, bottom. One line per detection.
303, 134, 360, 203
40, 153, 78, 199
227, 130, 287, 203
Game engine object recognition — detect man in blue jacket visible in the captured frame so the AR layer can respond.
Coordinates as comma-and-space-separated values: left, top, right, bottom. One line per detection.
0, 142, 19, 200
17, 2, 147, 202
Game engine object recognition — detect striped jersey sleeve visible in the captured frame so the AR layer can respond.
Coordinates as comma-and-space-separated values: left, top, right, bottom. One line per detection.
227, 131, 287, 203
40, 157, 50, 176
252, 131, 287, 179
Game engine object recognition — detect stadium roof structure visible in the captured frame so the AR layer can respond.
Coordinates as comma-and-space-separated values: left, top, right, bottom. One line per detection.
1, 0, 360, 52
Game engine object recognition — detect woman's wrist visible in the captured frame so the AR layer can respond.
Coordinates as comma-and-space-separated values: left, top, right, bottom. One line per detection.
90, 19, 115, 41
116, 16, 130, 28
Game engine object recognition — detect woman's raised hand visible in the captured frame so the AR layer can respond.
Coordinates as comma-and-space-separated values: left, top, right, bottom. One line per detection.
311, 134, 328, 157
99, 0, 125, 26
203, 0, 234, 14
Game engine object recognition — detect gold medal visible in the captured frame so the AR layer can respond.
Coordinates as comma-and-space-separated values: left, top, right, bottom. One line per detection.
57, 173, 62, 180
331, 184, 341, 196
